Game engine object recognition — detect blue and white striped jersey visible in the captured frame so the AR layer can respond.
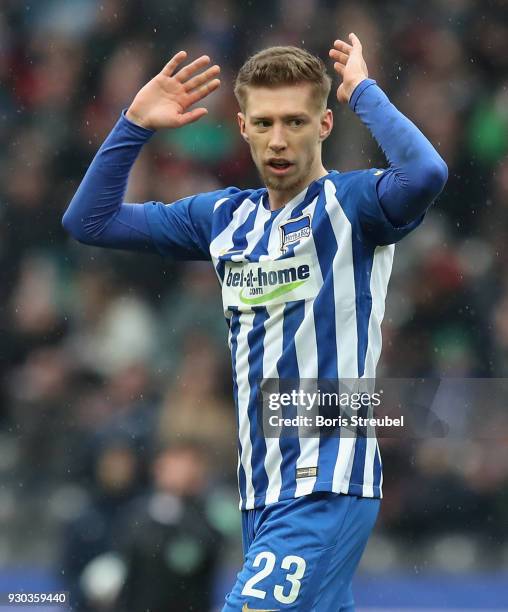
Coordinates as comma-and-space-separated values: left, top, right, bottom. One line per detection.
144, 168, 423, 510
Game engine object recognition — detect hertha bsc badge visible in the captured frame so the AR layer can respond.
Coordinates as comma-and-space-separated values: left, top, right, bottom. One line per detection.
279, 215, 312, 254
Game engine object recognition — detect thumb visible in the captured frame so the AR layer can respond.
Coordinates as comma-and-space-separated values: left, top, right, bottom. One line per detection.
337, 83, 348, 104
348, 33, 362, 53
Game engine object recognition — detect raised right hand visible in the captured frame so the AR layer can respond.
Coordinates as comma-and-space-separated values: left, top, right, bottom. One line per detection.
329, 33, 368, 105
126, 51, 221, 130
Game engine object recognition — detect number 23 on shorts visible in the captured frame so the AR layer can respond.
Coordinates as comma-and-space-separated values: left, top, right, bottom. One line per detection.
241, 551, 306, 605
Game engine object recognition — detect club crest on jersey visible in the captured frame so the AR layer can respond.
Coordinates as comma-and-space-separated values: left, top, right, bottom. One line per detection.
279, 215, 311, 253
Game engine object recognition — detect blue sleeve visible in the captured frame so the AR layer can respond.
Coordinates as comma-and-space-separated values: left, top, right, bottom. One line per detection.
346, 168, 424, 246
143, 187, 240, 260
349, 79, 448, 244
62, 112, 235, 259
62, 111, 157, 251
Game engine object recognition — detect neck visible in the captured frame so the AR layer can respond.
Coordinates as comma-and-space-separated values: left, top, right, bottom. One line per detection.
267, 163, 328, 210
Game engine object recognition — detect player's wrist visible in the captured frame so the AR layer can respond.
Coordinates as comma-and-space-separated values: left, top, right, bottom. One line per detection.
345, 77, 369, 103
125, 107, 155, 131
348, 78, 377, 111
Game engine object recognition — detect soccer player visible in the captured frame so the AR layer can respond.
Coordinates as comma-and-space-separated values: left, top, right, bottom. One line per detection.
63, 34, 447, 611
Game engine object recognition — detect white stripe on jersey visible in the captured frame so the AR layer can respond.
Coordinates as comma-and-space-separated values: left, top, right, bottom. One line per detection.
262, 304, 284, 506
364, 245, 395, 377
293, 196, 322, 496
210, 198, 257, 258
362, 434, 377, 498
294, 310, 320, 497
232, 199, 271, 262
377, 444, 384, 490
210, 197, 258, 298
324, 180, 359, 379
235, 311, 256, 507
362, 244, 394, 497
260, 191, 309, 260
323, 180, 360, 493
213, 196, 232, 212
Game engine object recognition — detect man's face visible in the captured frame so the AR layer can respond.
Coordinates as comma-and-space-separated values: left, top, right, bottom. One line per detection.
237, 82, 333, 199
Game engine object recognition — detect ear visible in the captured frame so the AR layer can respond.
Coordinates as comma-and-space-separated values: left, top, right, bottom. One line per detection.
237, 112, 249, 143
319, 109, 333, 142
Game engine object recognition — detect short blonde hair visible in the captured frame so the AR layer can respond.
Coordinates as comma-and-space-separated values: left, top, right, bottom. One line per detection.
234, 46, 332, 113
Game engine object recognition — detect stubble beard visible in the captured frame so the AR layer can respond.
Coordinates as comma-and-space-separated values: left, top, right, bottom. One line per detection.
260, 148, 318, 198
262, 165, 306, 196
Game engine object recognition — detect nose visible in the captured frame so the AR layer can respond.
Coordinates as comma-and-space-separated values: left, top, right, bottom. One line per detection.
268, 124, 287, 152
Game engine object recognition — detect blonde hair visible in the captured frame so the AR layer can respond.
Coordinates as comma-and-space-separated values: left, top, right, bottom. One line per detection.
234, 46, 332, 112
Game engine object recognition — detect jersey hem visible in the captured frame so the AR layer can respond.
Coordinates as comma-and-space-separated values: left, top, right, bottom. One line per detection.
241, 480, 382, 510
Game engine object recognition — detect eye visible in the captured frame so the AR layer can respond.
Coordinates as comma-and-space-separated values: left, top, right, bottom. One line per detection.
289, 118, 304, 127
255, 120, 271, 128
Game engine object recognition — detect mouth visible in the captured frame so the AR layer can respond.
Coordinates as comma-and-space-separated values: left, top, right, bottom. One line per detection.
266, 159, 294, 175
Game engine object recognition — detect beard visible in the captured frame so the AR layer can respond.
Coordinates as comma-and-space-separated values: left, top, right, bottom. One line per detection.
260, 165, 306, 195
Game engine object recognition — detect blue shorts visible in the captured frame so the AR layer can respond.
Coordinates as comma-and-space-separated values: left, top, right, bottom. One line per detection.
222, 492, 380, 612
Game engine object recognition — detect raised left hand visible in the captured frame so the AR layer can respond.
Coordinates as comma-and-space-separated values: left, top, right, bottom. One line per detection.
329, 33, 369, 105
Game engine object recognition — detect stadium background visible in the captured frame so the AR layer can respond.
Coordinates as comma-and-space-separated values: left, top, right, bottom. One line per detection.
1, 0, 508, 609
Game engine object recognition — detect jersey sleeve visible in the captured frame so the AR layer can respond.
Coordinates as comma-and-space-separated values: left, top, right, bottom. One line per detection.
143, 187, 239, 260
345, 79, 447, 244
62, 111, 241, 259
354, 168, 425, 246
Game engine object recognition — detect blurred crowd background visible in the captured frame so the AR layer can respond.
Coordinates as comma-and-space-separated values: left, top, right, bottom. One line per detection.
1, 0, 508, 610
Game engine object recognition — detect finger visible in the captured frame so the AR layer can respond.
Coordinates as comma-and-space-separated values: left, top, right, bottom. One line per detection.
333, 62, 345, 77
333, 39, 352, 53
178, 107, 208, 126
329, 49, 349, 64
184, 64, 220, 92
349, 33, 362, 50
186, 78, 221, 105
175, 55, 211, 83
161, 51, 187, 77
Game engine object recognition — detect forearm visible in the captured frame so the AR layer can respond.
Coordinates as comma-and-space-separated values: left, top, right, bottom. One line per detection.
350, 79, 448, 226
62, 113, 155, 249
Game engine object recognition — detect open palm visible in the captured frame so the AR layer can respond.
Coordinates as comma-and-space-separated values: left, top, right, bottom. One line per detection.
126, 51, 221, 130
